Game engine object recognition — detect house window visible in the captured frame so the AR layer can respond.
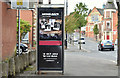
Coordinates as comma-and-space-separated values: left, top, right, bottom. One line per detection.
106, 21, 110, 28
106, 11, 110, 18
91, 15, 99, 22
90, 26, 94, 31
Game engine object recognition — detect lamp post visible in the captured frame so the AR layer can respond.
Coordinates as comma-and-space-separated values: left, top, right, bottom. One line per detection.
116, 0, 120, 66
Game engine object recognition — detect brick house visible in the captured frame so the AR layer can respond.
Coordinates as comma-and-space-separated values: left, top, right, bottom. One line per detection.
102, 0, 117, 42
86, 7, 104, 40
86, 0, 118, 42
0, 2, 17, 60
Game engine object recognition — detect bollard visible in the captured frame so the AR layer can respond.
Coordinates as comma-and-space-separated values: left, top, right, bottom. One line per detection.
19, 55, 24, 72
23, 54, 26, 69
14, 56, 20, 74
9, 58, 15, 76
31, 52, 34, 64
26, 53, 29, 66
29, 52, 32, 65
2, 61, 9, 77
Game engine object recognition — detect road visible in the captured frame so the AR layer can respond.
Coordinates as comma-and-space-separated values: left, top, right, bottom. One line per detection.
74, 37, 117, 63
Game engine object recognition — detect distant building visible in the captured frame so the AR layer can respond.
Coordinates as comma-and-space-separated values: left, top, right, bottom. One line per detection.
102, 0, 117, 42
86, 0, 118, 42
86, 7, 104, 41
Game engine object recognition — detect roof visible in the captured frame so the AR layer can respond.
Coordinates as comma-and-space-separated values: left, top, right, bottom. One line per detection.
88, 8, 104, 16
88, 9, 92, 15
97, 8, 104, 16
104, 2, 116, 9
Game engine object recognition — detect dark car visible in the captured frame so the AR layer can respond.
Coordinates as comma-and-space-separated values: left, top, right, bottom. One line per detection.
98, 40, 114, 51
16, 43, 28, 54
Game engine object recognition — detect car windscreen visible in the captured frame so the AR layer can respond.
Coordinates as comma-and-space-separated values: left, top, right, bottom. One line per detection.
81, 38, 84, 40
102, 41, 112, 44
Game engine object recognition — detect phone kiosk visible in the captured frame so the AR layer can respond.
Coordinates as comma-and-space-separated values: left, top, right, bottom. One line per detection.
37, 4, 64, 74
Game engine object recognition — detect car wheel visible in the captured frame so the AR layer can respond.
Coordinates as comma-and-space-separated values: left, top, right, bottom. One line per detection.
19, 48, 22, 54
101, 48, 103, 51
112, 49, 114, 51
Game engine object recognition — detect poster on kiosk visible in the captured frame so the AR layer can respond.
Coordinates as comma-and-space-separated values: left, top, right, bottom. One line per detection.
37, 7, 64, 73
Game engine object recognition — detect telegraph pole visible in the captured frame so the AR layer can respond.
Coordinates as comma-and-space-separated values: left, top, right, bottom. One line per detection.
117, 1, 120, 66
65, 0, 68, 49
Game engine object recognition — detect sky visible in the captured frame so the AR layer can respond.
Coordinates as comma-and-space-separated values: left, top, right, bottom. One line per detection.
43, 0, 117, 14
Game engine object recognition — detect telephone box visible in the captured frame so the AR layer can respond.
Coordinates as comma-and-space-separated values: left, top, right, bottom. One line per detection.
37, 6, 64, 73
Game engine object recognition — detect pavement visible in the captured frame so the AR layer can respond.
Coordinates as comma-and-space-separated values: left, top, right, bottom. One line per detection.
17, 38, 118, 76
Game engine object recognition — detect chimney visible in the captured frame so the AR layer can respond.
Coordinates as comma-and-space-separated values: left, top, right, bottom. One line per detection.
103, 4, 105, 8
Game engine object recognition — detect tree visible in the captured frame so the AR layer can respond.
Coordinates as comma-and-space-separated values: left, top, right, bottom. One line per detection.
74, 2, 88, 50
17, 19, 32, 41
93, 24, 99, 41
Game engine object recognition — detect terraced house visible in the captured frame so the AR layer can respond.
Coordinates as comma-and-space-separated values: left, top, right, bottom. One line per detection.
86, 0, 118, 42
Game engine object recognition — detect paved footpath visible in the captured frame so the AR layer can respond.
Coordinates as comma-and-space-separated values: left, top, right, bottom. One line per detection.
17, 43, 118, 76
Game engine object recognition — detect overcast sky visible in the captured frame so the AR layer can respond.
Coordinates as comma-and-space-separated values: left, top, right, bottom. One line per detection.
43, 0, 117, 14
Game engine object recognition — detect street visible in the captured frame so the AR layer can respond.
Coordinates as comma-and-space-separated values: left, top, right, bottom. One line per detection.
64, 37, 118, 76
79, 37, 117, 63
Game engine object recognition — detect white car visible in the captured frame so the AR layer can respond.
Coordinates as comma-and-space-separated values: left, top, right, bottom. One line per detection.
78, 37, 85, 44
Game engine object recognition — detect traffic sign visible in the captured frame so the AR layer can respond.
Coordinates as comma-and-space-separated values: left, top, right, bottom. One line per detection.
11, 0, 29, 9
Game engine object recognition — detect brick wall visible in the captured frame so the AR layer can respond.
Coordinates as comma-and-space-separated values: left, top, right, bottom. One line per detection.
20, 10, 33, 47
86, 7, 103, 40
113, 11, 118, 42
0, 2, 2, 60
1, 2, 17, 60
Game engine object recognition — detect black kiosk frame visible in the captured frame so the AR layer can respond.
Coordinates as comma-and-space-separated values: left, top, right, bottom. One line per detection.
37, 6, 64, 74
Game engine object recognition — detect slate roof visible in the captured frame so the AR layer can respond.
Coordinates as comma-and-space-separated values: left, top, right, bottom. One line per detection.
97, 8, 104, 16
104, 2, 116, 9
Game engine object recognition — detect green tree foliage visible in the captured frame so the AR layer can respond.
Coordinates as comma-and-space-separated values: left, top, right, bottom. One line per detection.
17, 19, 31, 41
65, 13, 76, 33
65, 2, 88, 50
93, 24, 99, 41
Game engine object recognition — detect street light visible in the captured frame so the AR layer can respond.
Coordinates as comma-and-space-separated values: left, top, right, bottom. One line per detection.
116, 0, 120, 66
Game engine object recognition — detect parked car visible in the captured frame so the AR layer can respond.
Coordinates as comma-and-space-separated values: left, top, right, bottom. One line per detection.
73, 37, 78, 42
16, 43, 28, 54
115, 39, 118, 45
78, 37, 85, 44
98, 40, 114, 51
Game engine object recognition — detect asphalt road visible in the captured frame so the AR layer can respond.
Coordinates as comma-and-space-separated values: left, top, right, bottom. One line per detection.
74, 37, 117, 63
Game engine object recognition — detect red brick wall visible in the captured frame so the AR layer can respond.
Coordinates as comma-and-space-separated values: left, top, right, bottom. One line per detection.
113, 11, 118, 42
86, 7, 103, 39
20, 10, 33, 46
0, 2, 2, 60
1, 2, 17, 60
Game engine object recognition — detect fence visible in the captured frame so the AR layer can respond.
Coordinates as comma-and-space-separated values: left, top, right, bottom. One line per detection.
1, 50, 36, 77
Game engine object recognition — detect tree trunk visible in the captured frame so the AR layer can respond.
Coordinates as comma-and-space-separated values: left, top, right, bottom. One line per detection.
96, 35, 97, 41
79, 27, 81, 50
72, 33, 74, 45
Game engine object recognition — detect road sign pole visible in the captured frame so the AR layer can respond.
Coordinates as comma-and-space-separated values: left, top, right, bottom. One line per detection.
18, 9, 20, 55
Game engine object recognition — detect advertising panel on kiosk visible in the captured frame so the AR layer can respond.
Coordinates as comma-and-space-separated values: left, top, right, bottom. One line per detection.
37, 6, 64, 73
